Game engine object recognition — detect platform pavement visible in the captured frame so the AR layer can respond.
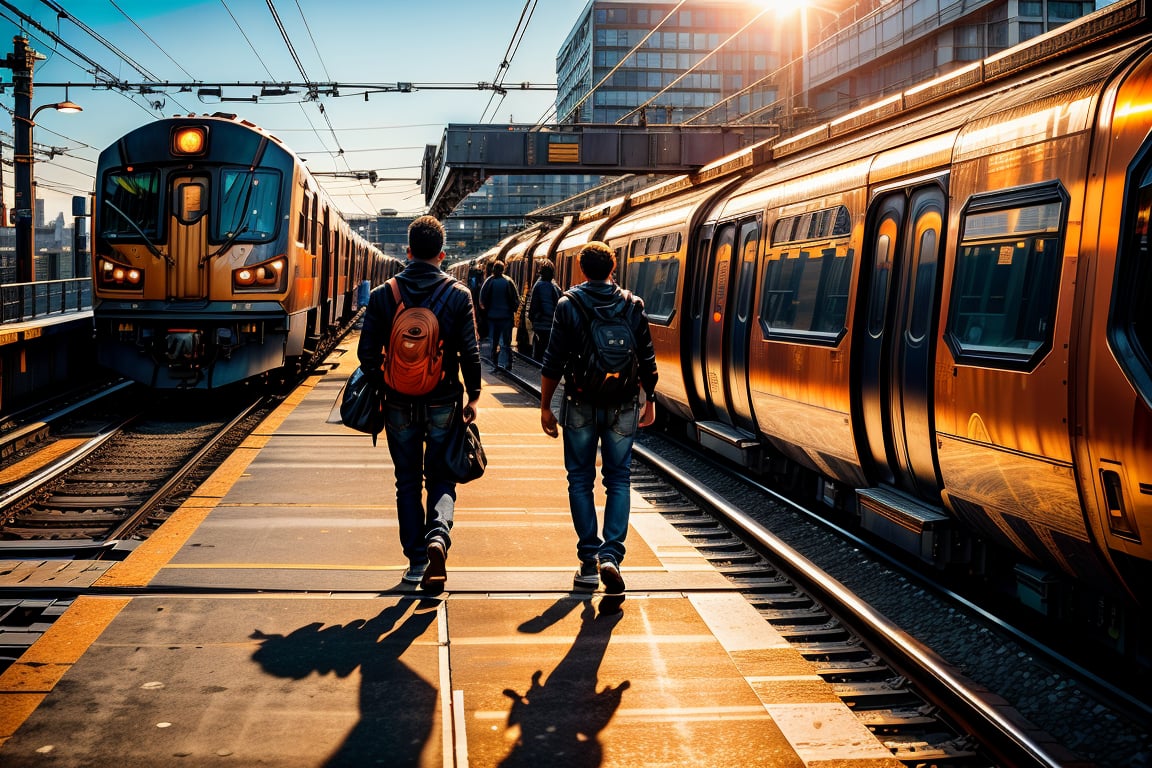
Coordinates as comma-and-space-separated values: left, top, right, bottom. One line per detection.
0, 335, 902, 767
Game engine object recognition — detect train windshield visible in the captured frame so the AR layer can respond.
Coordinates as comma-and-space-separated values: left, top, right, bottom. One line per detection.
101, 169, 161, 239
217, 168, 281, 242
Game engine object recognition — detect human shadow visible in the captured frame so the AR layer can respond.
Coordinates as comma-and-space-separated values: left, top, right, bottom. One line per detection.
251, 598, 440, 767
500, 597, 630, 767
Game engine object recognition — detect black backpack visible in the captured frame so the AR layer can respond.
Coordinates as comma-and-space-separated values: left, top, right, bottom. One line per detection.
567, 288, 639, 406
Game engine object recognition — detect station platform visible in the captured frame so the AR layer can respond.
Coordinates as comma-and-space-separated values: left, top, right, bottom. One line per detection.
0, 310, 96, 416
0, 335, 902, 767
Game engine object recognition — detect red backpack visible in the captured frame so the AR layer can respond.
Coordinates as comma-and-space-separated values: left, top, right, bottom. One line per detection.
381, 277, 454, 396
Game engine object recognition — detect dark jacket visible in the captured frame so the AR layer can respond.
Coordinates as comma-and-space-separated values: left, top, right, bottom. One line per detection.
358, 261, 482, 403
541, 281, 658, 402
479, 274, 519, 320
528, 278, 561, 334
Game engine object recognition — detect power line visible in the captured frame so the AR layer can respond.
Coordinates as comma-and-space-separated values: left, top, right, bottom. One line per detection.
480, 0, 539, 123
219, 0, 278, 80
36, 0, 162, 82
617, 7, 774, 126
557, 0, 686, 125
109, 0, 197, 81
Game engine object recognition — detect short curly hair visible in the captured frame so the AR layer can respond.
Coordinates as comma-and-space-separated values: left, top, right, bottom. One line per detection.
408, 215, 445, 260
578, 241, 615, 280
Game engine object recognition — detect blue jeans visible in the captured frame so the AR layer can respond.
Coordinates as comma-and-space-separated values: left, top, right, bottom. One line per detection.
559, 395, 639, 566
383, 395, 458, 564
488, 317, 513, 368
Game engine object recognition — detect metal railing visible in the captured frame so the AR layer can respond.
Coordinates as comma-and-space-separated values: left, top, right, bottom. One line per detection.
0, 278, 93, 324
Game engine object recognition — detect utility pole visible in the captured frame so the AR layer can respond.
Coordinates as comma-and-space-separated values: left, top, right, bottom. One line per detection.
3, 36, 45, 284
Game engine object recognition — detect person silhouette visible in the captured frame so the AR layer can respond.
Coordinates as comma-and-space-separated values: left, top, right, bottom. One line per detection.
251, 598, 440, 767
500, 598, 630, 767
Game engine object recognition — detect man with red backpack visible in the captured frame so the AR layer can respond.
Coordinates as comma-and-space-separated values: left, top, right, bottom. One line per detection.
358, 215, 482, 592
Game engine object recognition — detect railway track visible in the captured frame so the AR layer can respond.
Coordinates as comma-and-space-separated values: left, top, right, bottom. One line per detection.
0, 385, 276, 668
1, 393, 267, 551
502, 352, 1152, 767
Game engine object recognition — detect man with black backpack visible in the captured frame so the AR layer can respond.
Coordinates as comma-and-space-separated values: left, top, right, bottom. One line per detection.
539, 241, 658, 596
358, 215, 482, 593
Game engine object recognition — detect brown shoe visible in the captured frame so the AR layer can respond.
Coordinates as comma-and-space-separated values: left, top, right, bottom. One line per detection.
421, 540, 447, 592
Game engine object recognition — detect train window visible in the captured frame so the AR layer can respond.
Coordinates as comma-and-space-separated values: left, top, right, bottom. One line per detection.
947, 198, 1063, 365
1112, 162, 1152, 403
175, 181, 208, 225
298, 191, 309, 244
868, 232, 894, 337
771, 205, 851, 246
626, 258, 679, 324
216, 169, 280, 242
759, 245, 855, 341
101, 169, 161, 240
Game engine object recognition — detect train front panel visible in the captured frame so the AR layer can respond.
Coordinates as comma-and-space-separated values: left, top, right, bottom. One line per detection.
92, 116, 316, 388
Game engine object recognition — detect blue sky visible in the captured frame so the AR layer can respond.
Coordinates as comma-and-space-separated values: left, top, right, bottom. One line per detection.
1, 0, 582, 221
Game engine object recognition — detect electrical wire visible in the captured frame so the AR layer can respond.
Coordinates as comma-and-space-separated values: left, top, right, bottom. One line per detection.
557, 0, 687, 125
36, 0, 162, 82
617, 7, 774, 125
220, 0, 278, 80
292, 0, 332, 83
479, 0, 538, 123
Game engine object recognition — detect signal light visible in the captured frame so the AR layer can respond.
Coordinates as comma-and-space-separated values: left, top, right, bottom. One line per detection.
173, 126, 206, 155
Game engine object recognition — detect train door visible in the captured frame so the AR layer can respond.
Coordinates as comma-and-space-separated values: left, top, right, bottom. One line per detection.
687, 225, 714, 414
698, 215, 760, 430
856, 181, 946, 498
169, 173, 210, 299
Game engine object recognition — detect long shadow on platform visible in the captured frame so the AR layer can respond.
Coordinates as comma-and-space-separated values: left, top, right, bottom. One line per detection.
250, 599, 440, 767
500, 596, 630, 767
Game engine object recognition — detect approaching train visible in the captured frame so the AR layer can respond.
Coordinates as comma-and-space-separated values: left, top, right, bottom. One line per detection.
465, 1, 1152, 654
91, 114, 400, 388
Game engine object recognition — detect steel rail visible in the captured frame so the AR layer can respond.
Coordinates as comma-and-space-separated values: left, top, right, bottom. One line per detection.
633, 442, 1066, 768
102, 397, 267, 544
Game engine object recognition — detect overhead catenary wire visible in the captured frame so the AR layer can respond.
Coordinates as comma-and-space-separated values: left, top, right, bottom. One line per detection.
479, 0, 539, 124
554, 0, 687, 125
616, 6, 773, 125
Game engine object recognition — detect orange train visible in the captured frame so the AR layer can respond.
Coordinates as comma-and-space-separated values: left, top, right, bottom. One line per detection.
459, 1, 1152, 655
92, 113, 401, 388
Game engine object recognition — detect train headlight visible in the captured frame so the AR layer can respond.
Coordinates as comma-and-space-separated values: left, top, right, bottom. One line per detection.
97, 257, 144, 290
232, 256, 286, 292
173, 126, 206, 156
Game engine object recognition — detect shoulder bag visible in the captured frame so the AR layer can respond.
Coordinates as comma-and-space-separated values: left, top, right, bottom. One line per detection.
339, 367, 384, 445
443, 418, 487, 483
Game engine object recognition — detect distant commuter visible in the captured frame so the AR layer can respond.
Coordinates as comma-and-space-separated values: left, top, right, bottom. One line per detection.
358, 215, 482, 592
479, 260, 519, 372
539, 241, 658, 595
527, 260, 561, 361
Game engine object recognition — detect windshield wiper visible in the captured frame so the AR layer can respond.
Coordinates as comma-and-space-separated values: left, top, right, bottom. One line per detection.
103, 201, 173, 266
205, 224, 251, 262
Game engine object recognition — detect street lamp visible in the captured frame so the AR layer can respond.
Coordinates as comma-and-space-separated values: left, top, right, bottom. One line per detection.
13, 95, 83, 283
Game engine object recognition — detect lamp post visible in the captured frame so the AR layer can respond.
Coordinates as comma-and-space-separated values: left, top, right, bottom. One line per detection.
7, 36, 82, 284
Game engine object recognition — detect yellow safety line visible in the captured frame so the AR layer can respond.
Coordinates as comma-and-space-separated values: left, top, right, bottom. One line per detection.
0, 438, 90, 484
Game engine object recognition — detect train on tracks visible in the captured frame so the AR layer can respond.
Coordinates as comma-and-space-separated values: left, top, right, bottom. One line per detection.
91, 114, 400, 388
455, 1, 1152, 656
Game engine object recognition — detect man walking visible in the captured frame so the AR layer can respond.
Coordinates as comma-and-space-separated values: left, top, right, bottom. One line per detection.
358, 215, 482, 592
479, 260, 520, 371
539, 241, 658, 595
527, 260, 561, 361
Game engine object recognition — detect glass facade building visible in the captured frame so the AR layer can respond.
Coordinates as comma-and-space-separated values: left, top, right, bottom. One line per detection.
557, 1, 781, 126
416, 0, 1100, 256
